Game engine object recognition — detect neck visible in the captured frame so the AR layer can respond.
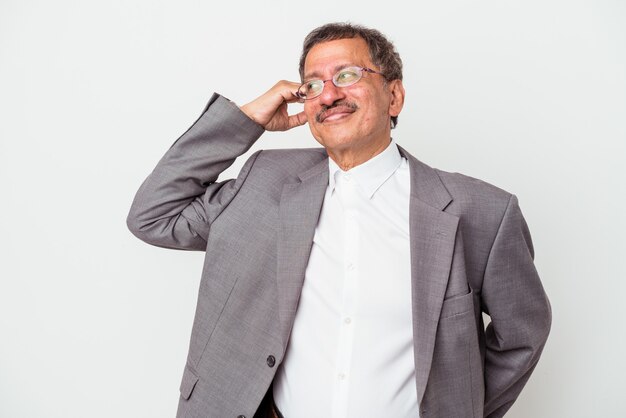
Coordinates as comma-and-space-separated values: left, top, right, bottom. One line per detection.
327, 138, 391, 171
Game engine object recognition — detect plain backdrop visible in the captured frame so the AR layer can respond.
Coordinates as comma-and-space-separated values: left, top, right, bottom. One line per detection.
1, 0, 624, 417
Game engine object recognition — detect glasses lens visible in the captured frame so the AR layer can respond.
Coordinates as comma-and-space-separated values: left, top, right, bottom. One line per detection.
299, 80, 324, 99
299, 67, 366, 99
334, 67, 362, 87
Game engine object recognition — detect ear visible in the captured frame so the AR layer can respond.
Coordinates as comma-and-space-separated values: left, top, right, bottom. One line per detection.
387, 80, 405, 118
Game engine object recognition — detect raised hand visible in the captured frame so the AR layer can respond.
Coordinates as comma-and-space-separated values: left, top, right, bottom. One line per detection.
240, 81, 308, 131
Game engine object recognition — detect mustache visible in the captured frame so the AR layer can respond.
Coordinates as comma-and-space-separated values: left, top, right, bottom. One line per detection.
315, 101, 358, 123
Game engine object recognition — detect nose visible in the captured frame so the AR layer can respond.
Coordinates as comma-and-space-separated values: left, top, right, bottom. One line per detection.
317, 79, 346, 106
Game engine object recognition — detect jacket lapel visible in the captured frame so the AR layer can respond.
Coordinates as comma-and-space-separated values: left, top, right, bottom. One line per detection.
399, 147, 460, 405
277, 157, 329, 348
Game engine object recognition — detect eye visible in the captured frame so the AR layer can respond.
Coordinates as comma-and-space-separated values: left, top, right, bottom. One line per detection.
334, 68, 360, 86
306, 80, 323, 93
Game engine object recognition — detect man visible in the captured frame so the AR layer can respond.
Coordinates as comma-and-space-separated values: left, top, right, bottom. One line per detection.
127, 23, 551, 418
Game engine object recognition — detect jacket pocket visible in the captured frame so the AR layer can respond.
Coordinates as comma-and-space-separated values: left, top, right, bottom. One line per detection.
179, 364, 199, 400
440, 289, 474, 319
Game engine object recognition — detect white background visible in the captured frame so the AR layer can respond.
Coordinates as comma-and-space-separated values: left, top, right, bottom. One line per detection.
1, 0, 624, 417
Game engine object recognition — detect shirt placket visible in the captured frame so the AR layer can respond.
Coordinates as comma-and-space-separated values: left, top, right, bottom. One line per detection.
331, 172, 360, 418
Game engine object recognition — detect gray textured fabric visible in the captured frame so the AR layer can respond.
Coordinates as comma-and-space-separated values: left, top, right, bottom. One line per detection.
127, 93, 551, 418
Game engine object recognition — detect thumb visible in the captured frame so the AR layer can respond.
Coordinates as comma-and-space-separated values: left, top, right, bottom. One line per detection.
287, 111, 308, 130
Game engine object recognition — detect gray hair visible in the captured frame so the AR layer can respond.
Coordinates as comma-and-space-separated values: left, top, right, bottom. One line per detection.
299, 22, 403, 128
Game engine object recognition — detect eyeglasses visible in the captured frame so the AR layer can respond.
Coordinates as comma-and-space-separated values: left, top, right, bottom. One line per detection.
295, 66, 384, 100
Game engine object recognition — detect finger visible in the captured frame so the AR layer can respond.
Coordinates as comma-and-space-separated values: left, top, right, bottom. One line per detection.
281, 89, 303, 104
274, 80, 301, 100
287, 111, 308, 130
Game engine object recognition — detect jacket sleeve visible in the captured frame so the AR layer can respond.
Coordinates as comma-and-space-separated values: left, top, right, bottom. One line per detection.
482, 195, 552, 417
126, 93, 265, 251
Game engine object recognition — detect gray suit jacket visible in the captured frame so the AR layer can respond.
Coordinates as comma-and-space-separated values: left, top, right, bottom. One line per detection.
127, 94, 551, 418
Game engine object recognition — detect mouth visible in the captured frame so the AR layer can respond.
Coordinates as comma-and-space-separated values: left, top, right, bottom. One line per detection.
316, 102, 358, 123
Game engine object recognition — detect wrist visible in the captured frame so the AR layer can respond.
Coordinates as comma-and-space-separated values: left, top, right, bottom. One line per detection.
240, 104, 265, 128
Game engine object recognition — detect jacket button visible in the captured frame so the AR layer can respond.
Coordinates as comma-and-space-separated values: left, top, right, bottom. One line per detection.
237, 415, 245, 418
266, 355, 276, 367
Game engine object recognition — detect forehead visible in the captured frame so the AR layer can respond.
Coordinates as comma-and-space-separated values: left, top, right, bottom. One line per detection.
303, 37, 372, 78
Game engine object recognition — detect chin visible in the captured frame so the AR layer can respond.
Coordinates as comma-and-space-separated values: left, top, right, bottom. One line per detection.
319, 136, 360, 153
314, 125, 358, 143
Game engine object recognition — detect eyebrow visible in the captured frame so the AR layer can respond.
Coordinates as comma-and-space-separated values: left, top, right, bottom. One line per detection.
303, 63, 356, 81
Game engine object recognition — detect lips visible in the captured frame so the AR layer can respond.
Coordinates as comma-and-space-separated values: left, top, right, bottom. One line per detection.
317, 103, 358, 123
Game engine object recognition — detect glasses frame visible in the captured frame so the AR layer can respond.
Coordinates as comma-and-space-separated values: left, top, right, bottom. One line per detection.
295, 66, 385, 100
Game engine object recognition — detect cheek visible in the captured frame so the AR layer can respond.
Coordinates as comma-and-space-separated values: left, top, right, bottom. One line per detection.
303, 99, 320, 112
303, 104, 318, 123
303, 108, 322, 140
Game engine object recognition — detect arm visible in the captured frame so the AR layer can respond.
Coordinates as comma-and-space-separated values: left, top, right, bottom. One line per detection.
482, 195, 552, 417
127, 82, 306, 250
126, 93, 265, 250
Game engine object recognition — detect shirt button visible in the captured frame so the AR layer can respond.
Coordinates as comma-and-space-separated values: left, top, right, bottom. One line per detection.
347, 263, 355, 271
237, 416, 246, 418
344, 317, 352, 324
338, 373, 346, 380
266, 355, 276, 367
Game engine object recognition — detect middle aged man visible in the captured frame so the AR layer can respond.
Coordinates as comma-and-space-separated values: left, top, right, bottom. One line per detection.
127, 23, 551, 418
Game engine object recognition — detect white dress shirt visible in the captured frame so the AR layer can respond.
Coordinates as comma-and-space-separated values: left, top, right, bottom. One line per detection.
273, 140, 418, 418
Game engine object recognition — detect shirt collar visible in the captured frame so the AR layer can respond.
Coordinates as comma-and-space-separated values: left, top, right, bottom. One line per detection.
328, 139, 403, 199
